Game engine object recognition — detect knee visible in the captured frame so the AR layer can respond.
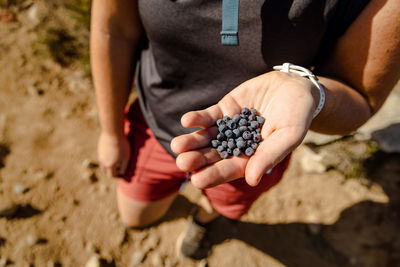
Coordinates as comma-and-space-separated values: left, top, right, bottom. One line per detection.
119, 212, 159, 229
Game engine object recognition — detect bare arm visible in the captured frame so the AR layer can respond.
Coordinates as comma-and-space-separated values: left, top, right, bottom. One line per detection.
312, 0, 400, 134
171, 0, 400, 188
91, 0, 143, 176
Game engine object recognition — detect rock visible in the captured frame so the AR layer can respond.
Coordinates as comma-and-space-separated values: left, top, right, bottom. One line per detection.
0, 198, 18, 217
307, 224, 322, 235
143, 235, 160, 251
82, 170, 98, 183
303, 131, 342, 146
197, 259, 208, 267
0, 257, 8, 267
129, 251, 146, 267
150, 253, 163, 267
26, 233, 38, 246
85, 254, 101, 267
133, 232, 148, 245
13, 183, 28, 194
82, 159, 99, 170
27, 85, 44, 96
27, 2, 47, 27
299, 146, 326, 173
371, 123, 400, 153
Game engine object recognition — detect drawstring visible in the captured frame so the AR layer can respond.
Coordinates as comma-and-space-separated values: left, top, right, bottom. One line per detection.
221, 0, 240, 45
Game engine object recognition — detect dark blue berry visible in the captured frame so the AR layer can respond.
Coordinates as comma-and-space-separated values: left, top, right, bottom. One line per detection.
220, 151, 229, 159
233, 148, 242, 156
227, 148, 233, 155
253, 134, 261, 142
223, 115, 231, 123
241, 107, 250, 115
246, 140, 253, 146
216, 119, 224, 126
237, 140, 246, 149
239, 125, 247, 133
239, 119, 247, 127
211, 140, 220, 148
251, 142, 258, 150
245, 147, 255, 156
228, 141, 236, 149
217, 133, 225, 141
217, 145, 225, 152
250, 121, 259, 129
236, 137, 244, 142
256, 116, 265, 125
248, 114, 256, 121
256, 128, 261, 133
243, 131, 252, 140
218, 124, 228, 133
227, 121, 237, 130
251, 109, 258, 115
233, 128, 241, 138
221, 141, 228, 148
232, 114, 241, 123
225, 129, 233, 138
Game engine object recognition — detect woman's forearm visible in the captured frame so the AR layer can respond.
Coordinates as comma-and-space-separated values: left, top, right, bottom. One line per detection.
90, 0, 143, 138
309, 76, 372, 135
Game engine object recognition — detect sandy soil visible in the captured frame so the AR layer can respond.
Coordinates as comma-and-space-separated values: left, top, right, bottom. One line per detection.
0, 2, 399, 267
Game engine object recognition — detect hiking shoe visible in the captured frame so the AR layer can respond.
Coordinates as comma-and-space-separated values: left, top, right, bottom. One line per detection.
176, 216, 211, 259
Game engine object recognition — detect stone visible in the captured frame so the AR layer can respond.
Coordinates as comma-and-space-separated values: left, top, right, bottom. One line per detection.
307, 224, 322, 235
13, 183, 28, 194
82, 159, 99, 170
26, 233, 38, 246
150, 253, 163, 267
129, 251, 146, 267
299, 146, 326, 173
197, 259, 208, 267
0, 198, 18, 217
303, 131, 341, 146
143, 235, 159, 251
371, 123, 400, 153
27, 3, 47, 27
133, 232, 148, 245
85, 254, 101, 267
82, 170, 98, 183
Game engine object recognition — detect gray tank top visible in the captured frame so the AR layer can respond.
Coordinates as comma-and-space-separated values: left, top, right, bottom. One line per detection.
135, 0, 369, 156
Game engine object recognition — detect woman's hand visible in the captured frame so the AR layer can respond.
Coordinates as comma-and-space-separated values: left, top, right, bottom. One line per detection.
98, 132, 131, 178
171, 71, 319, 188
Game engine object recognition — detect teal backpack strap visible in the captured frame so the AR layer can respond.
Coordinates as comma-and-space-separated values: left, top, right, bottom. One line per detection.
221, 0, 240, 46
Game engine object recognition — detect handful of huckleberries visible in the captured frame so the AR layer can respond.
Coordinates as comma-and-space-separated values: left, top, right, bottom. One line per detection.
211, 107, 265, 159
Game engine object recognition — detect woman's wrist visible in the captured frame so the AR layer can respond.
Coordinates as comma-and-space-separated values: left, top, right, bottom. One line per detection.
273, 63, 326, 119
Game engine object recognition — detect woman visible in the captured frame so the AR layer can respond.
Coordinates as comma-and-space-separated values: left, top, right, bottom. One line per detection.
90, 0, 400, 259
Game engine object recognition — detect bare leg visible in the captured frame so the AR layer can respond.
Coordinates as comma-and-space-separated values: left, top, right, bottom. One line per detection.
194, 194, 219, 224
117, 189, 178, 228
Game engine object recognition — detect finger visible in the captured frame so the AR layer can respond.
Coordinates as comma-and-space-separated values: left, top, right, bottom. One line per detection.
245, 127, 304, 186
181, 105, 222, 129
190, 156, 248, 189
176, 147, 221, 172
170, 127, 218, 154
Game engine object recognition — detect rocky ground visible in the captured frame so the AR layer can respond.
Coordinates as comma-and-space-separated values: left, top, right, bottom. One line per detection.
0, 1, 399, 267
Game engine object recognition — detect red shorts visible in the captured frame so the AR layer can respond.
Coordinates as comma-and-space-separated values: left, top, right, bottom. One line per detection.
118, 101, 290, 219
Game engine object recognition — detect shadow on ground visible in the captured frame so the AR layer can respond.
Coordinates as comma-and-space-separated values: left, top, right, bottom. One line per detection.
162, 152, 400, 267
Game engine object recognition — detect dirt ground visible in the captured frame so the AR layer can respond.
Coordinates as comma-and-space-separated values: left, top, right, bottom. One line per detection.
0, 2, 399, 267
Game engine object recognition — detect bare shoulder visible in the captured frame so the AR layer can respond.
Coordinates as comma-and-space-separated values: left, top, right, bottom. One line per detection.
319, 0, 400, 113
